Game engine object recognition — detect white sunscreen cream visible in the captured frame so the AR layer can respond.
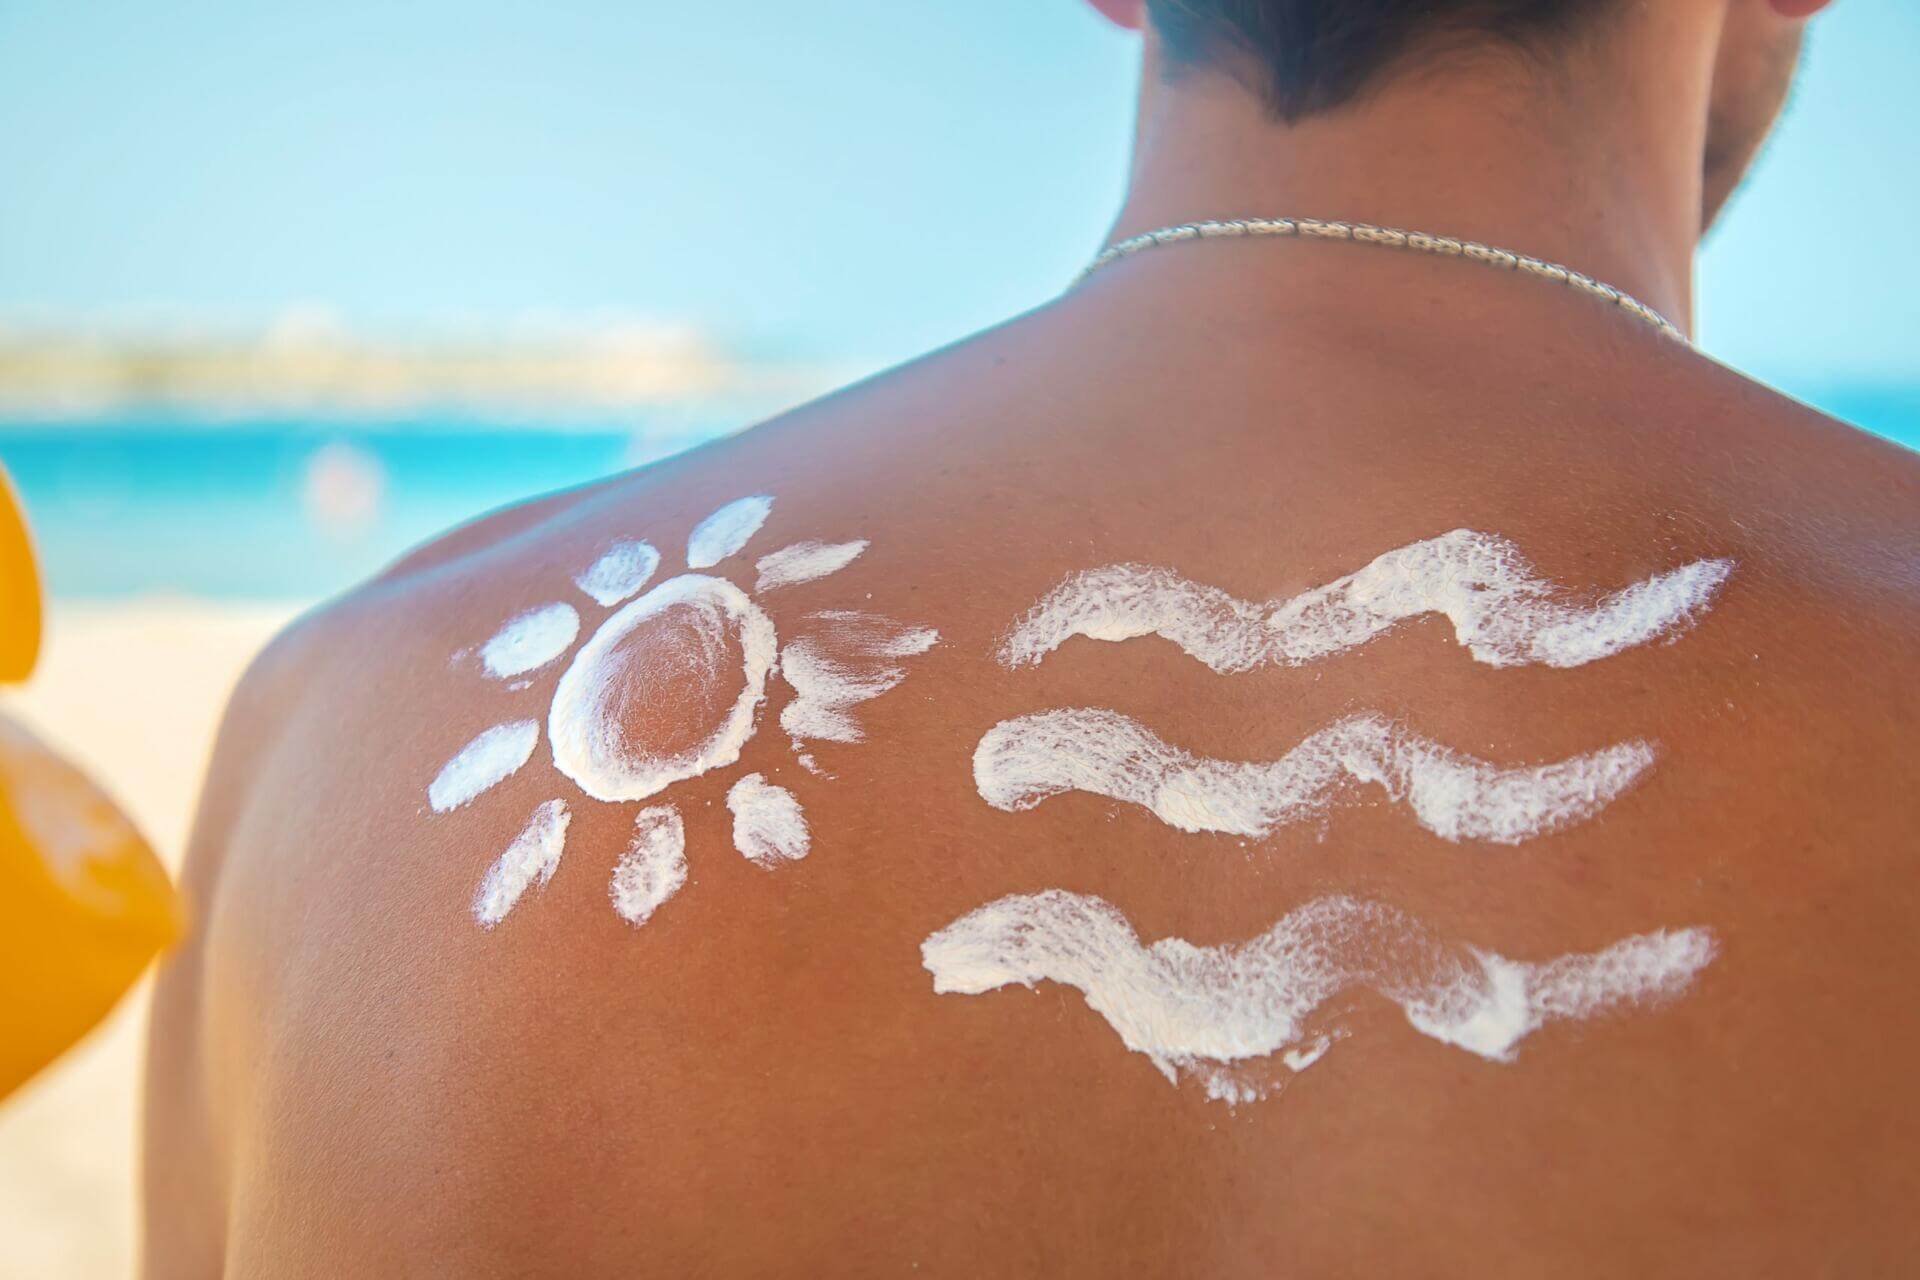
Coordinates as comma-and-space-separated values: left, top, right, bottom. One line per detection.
437, 491, 937, 931
428, 719, 540, 813
609, 804, 688, 927
780, 610, 940, 745
472, 799, 570, 928
975, 708, 1653, 844
923, 890, 1715, 1103
548, 574, 777, 802
687, 495, 774, 569
1000, 531, 1733, 672
755, 539, 870, 592
480, 602, 582, 679
576, 539, 661, 607
727, 773, 811, 866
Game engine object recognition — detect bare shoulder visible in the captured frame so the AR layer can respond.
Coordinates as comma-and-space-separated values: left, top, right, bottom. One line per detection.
146, 382, 1012, 1272
1655, 353, 1920, 704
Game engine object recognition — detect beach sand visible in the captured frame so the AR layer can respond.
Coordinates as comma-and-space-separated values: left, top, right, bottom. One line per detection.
0, 600, 296, 1278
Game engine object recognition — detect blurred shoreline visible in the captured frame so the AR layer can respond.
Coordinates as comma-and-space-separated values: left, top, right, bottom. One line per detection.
0, 316, 856, 605
0, 423, 682, 599
0, 313, 844, 423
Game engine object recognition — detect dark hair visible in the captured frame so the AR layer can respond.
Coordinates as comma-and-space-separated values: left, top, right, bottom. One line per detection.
1146, 0, 1615, 121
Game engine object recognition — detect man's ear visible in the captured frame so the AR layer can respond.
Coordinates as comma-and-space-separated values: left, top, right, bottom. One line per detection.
1086, 0, 1146, 31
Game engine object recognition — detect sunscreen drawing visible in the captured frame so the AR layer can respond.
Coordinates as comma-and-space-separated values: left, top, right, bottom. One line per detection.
429, 720, 540, 814
609, 805, 687, 927
479, 603, 581, 679
959, 527, 1726, 1109
924, 889, 1715, 1104
975, 708, 1653, 844
1001, 531, 1732, 672
549, 575, 778, 803
429, 494, 938, 930
575, 539, 662, 608
473, 799, 570, 929
727, 773, 811, 866
780, 611, 940, 746
756, 540, 869, 592
687, 496, 773, 569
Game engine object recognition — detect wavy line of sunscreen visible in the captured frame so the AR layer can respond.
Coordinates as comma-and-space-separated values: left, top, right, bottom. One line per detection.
975, 708, 1654, 844
999, 530, 1733, 672
922, 890, 1715, 1101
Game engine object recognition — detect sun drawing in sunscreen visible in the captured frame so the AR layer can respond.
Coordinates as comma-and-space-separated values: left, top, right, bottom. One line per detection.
427, 495, 938, 930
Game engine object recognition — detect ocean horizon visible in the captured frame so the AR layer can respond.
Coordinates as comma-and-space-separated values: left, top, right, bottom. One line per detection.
0, 416, 720, 601
4, 387, 1915, 601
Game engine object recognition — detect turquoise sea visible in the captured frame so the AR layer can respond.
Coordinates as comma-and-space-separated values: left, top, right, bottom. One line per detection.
2, 387, 1915, 600
0, 416, 726, 600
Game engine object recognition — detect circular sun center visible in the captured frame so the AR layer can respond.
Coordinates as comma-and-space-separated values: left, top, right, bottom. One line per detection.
597, 599, 744, 759
548, 574, 777, 803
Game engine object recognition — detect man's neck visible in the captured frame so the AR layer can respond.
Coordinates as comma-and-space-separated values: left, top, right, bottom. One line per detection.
1107, 19, 1719, 336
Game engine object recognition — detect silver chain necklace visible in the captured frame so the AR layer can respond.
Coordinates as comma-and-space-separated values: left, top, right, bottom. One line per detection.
1078, 217, 1684, 341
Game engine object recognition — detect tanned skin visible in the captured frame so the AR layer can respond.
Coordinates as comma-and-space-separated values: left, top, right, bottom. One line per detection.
144, 1, 1919, 1274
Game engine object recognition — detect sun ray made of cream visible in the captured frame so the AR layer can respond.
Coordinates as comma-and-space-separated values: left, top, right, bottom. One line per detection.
923, 889, 1716, 1105
999, 530, 1733, 673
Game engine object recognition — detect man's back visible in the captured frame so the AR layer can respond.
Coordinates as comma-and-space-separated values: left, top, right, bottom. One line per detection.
145, 252, 1920, 1274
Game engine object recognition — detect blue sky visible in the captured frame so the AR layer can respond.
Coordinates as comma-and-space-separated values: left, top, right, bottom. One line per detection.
0, 0, 1914, 400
